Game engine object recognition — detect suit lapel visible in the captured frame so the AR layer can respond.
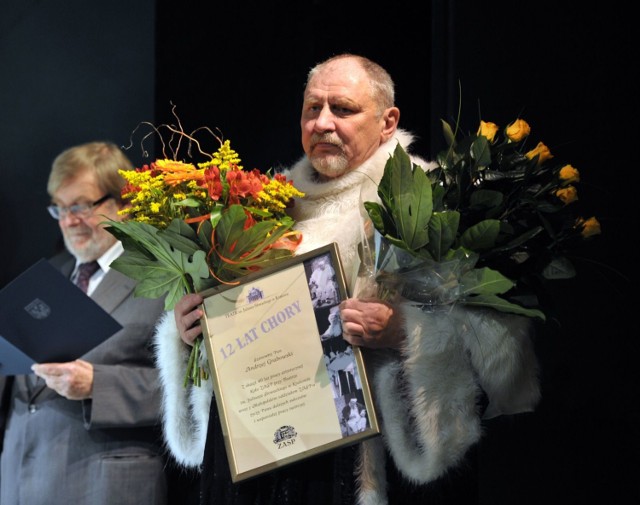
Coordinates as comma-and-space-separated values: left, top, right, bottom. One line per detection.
54, 255, 75, 279
90, 269, 136, 314
53, 254, 135, 314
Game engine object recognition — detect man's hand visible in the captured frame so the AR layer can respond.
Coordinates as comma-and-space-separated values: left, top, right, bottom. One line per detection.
339, 298, 404, 349
174, 293, 204, 346
31, 359, 94, 400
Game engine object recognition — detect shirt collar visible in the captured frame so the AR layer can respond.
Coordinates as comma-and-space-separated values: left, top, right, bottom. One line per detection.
73, 240, 124, 274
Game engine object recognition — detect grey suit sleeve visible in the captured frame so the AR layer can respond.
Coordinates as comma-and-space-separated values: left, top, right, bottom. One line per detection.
78, 294, 166, 429
83, 363, 162, 428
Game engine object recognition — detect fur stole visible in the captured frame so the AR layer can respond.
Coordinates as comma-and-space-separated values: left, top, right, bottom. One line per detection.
355, 304, 540, 505
153, 311, 213, 467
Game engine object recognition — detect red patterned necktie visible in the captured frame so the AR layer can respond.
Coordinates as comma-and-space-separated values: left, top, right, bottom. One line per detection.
75, 261, 100, 293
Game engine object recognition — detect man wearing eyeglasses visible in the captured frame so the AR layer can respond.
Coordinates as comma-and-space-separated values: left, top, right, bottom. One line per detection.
0, 142, 179, 505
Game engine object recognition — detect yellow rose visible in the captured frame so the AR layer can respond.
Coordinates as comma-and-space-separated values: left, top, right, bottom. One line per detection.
477, 120, 499, 143
575, 216, 602, 238
505, 119, 531, 142
526, 142, 554, 165
559, 164, 580, 184
555, 185, 578, 204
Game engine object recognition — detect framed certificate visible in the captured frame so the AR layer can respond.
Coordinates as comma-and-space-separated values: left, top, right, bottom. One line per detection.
200, 243, 379, 482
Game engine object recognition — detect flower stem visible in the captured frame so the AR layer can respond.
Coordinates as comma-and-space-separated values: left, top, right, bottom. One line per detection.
183, 336, 210, 388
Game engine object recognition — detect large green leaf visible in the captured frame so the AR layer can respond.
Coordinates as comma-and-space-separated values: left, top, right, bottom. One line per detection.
459, 219, 500, 251
427, 211, 459, 261
106, 218, 213, 309
160, 219, 204, 255
104, 220, 162, 261
386, 143, 432, 250
110, 241, 211, 310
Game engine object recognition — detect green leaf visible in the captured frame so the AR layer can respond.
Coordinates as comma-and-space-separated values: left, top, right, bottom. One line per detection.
363, 201, 395, 237
542, 256, 576, 279
441, 119, 456, 148
376, 233, 418, 257
459, 267, 515, 296
386, 144, 432, 250
377, 156, 396, 214
110, 245, 210, 310
443, 247, 479, 266
470, 136, 491, 167
175, 197, 202, 208
211, 205, 297, 280
160, 220, 203, 255
459, 219, 500, 251
462, 293, 546, 320
213, 205, 254, 264
198, 219, 214, 252
469, 189, 503, 211
105, 218, 211, 310
209, 206, 223, 228
104, 221, 163, 259
431, 179, 446, 211
427, 211, 459, 261
487, 226, 545, 256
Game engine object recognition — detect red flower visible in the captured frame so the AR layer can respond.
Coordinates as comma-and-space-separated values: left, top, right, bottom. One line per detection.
203, 165, 223, 201
226, 168, 266, 204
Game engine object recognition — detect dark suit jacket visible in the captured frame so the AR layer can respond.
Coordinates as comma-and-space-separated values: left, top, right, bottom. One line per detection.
0, 252, 168, 505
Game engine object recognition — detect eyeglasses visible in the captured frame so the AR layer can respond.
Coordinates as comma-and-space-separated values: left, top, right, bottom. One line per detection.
47, 194, 113, 220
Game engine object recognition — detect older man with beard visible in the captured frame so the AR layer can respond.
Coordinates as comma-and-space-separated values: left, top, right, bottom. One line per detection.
154, 54, 540, 505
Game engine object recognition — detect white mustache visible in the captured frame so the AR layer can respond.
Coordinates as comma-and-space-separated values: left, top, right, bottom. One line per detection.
310, 134, 343, 149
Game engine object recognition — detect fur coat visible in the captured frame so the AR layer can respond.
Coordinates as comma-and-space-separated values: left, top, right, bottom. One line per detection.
153, 129, 541, 505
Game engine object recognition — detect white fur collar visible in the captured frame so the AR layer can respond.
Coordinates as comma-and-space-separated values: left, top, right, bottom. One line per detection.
286, 129, 425, 211
153, 311, 213, 467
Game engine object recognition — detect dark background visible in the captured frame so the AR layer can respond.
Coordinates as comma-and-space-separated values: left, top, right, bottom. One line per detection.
1, 1, 636, 503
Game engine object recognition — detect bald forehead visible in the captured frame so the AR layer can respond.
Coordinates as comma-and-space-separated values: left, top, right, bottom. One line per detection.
304, 59, 374, 101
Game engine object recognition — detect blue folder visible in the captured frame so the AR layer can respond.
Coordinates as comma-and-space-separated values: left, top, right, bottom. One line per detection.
0, 258, 122, 375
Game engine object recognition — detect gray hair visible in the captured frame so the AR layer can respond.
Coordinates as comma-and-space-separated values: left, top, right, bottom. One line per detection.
47, 141, 134, 203
306, 53, 395, 116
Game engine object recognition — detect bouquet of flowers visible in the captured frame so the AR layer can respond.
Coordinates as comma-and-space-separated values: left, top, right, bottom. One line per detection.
360, 116, 601, 319
106, 120, 304, 385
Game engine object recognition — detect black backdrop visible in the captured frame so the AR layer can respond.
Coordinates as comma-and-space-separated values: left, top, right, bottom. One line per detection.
157, 6, 637, 501
0, 0, 155, 286
1, 1, 637, 503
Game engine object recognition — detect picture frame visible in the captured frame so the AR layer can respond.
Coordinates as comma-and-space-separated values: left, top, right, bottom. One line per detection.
200, 243, 379, 482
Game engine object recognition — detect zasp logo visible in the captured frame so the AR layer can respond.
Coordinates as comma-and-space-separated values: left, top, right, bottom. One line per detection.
273, 425, 297, 449
24, 298, 51, 320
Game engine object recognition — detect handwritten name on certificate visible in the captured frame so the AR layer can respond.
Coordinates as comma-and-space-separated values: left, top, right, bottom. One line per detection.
202, 261, 343, 476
